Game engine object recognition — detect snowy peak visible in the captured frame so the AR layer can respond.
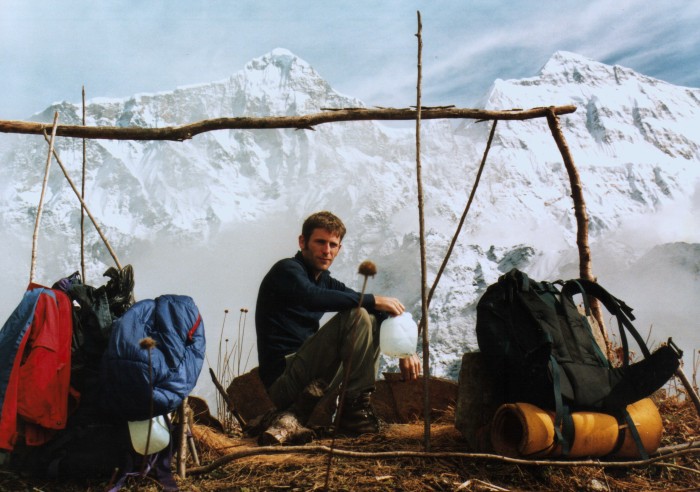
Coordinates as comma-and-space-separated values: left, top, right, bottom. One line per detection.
491, 49, 700, 108
243, 48, 320, 93
539, 50, 616, 86
33, 49, 360, 128
236, 48, 363, 116
539, 50, 670, 89
483, 50, 700, 164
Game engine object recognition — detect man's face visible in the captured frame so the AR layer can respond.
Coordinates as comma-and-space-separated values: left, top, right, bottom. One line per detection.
299, 228, 342, 278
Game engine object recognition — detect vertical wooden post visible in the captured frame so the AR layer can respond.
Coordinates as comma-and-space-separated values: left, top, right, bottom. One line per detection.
178, 398, 188, 479
545, 108, 611, 356
414, 10, 432, 452
81, 86, 87, 281
30, 112, 59, 284
186, 408, 201, 466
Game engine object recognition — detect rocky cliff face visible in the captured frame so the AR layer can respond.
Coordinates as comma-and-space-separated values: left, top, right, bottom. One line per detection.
1, 48, 698, 383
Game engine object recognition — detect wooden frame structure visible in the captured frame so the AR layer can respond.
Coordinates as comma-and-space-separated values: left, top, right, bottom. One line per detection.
0, 13, 642, 480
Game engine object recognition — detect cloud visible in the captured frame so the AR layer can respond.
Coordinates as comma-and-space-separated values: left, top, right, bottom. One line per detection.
358, 0, 700, 107
4, 0, 700, 119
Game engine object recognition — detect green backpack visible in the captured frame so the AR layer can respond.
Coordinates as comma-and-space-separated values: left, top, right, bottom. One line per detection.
476, 268, 681, 457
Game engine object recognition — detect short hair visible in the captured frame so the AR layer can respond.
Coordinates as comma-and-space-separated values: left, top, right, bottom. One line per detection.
301, 211, 346, 242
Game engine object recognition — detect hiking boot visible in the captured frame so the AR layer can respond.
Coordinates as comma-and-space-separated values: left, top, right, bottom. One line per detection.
289, 379, 328, 425
258, 411, 315, 446
337, 392, 380, 435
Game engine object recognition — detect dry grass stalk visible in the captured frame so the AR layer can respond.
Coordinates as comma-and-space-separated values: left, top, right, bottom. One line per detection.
323, 260, 377, 488
138, 336, 157, 476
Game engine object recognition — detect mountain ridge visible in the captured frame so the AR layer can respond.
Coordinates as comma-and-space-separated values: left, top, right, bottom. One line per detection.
1, 49, 698, 386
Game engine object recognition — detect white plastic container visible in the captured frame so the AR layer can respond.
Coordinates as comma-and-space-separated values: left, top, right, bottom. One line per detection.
128, 415, 171, 455
380, 312, 418, 357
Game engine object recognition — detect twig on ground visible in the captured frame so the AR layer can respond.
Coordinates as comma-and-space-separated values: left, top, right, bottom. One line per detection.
187, 440, 700, 476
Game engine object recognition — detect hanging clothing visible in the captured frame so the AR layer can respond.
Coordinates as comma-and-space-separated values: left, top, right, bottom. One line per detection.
0, 285, 77, 450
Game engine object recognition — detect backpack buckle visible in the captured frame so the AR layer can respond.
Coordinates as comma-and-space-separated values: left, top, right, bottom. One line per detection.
667, 338, 683, 359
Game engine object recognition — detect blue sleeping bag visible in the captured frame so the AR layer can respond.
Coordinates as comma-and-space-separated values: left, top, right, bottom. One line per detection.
99, 295, 205, 420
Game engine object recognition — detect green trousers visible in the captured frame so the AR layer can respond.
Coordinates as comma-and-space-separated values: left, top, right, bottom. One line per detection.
267, 308, 380, 410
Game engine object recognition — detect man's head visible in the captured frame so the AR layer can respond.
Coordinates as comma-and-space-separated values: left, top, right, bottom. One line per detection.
301, 211, 346, 244
299, 211, 346, 278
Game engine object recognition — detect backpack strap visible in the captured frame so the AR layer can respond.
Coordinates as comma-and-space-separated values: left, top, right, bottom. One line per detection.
609, 409, 650, 460
623, 409, 649, 460
503, 270, 576, 455
561, 280, 610, 367
561, 279, 652, 361
566, 280, 591, 315
549, 355, 573, 456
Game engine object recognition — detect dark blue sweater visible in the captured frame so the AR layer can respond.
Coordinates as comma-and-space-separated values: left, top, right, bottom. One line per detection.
255, 251, 377, 387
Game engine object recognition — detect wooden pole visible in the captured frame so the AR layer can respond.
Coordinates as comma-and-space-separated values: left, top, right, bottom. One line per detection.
0, 105, 577, 141
81, 86, 87, 281
414, 10, 431, 452
29, 112, 59, 284
424, 120, 497, 311
208, 368, 247, 429
187, 415, 201, 466
323, 268, 373, 490
41, 133, 123, 270
545, 108, 610, 356
140, 344, 155, 476
675, 364, 700, 417
178, 398, 188, 479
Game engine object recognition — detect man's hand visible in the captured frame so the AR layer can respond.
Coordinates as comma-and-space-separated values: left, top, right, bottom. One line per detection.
374, 295, 405, 316
399, 353, 421, 382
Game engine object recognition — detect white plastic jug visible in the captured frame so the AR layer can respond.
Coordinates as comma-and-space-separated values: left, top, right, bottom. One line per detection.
128, 415, 170, 455
380, 312, 418, 357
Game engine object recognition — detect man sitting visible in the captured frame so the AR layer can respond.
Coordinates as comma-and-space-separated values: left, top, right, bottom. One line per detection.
255, 211, 421, 434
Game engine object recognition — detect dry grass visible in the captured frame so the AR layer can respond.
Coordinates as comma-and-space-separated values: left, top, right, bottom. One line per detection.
1, 394, 698, 491
181, 397, 700, 492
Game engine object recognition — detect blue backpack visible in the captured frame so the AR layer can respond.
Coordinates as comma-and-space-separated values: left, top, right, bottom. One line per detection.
99, 295, 206, 420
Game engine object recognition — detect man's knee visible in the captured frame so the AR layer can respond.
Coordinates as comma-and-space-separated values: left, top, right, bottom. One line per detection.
353, 307, 371, 323
343, 307, 370, 327
341, 308, 376, 340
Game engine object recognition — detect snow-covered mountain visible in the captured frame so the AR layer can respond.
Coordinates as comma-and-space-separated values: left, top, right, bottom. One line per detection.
1, 49, 698, 395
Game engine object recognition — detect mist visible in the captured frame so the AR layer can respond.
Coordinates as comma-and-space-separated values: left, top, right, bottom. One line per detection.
1, 184, 698, 412
590, 182, 700, 369
0, 214, 296, 408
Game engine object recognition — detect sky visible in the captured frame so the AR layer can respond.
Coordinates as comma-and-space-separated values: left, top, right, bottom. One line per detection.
2, 0, 700, 121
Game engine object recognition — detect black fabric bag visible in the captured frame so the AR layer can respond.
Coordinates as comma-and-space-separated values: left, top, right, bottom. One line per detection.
10, 408, 177, 491
476, 268, 681, 456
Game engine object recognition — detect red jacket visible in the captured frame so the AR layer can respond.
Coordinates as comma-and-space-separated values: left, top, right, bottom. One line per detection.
0, 285, 78, 450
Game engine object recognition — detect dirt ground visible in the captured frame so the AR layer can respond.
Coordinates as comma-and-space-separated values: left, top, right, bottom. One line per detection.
1, 394, 698, 492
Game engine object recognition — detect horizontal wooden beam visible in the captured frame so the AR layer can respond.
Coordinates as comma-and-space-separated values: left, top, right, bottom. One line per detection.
0, 105, 576, 142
